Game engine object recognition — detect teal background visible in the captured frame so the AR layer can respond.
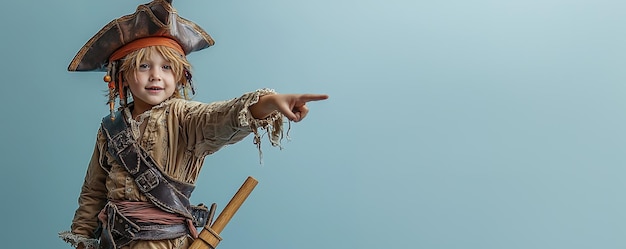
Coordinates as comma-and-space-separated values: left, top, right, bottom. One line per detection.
1, 0, 625, 248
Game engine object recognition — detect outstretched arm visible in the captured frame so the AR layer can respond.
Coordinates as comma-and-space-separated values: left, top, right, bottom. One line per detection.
249, 93, 329, 122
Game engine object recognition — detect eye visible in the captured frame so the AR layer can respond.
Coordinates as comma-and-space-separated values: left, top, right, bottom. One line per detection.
138, 63, 150, 71
162, 65, 172, 70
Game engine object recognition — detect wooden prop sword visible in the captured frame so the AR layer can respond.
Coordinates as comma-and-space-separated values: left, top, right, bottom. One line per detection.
189, 176, 258, 249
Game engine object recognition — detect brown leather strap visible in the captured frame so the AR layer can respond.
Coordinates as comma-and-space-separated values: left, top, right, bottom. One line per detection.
101, 111, 195, 219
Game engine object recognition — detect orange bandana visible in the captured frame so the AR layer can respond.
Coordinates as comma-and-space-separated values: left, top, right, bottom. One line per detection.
109, 36, 185, 61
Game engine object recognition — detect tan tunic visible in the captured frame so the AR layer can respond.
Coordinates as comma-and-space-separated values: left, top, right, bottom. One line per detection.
60, 89, 283, 248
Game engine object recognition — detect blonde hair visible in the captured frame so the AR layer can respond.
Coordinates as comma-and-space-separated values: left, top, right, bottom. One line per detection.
118, 45, 193, 101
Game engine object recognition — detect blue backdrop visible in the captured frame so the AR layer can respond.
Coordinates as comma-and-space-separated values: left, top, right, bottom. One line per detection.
1, 0, 625, 248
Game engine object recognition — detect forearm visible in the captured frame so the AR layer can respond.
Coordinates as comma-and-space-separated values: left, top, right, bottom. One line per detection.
60, 136, 109, 248
248, 94, 278, 120
72, 138, 109, 235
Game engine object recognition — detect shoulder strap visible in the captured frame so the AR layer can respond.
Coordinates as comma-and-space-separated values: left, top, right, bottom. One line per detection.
101, 111, 195, 219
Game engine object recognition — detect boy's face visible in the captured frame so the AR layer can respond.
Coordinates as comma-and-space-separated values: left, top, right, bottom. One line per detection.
125, 52, 177, 111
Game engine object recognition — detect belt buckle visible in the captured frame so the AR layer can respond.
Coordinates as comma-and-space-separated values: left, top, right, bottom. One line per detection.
135, 169, 160, 192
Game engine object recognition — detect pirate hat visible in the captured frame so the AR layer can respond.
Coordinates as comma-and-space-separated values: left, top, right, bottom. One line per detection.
68, 0, 214, 72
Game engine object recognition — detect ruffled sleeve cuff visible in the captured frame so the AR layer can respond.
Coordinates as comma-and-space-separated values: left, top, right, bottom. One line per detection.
58, 231, 99, 249
238, 88, 286, 161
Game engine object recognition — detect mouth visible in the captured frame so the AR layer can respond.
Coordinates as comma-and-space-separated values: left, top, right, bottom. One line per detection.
145, 87, 164, 91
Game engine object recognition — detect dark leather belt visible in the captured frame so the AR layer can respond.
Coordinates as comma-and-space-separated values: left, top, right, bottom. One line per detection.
99, 204, 208, 249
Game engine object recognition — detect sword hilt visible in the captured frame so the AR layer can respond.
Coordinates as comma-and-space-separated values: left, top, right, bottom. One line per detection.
190, 176, 258, 249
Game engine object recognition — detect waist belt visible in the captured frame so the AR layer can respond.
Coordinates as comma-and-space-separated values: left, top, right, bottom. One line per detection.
100, 203, 207, 249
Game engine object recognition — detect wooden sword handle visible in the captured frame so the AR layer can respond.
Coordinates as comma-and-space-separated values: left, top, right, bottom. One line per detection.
211, 176, 258, 234
190, 176, 258, 249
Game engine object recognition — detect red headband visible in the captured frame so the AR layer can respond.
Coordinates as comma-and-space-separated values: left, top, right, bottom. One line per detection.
109, 36, 185, 62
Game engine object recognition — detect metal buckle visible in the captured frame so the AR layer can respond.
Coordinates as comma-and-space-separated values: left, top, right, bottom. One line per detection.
135, 169, 160, 192
111, 130, 134, 153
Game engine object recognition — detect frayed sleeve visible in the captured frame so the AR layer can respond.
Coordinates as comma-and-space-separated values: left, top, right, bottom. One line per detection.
177, 88, 285, 158
238, 89, 285, 160
58, 231, 99, 249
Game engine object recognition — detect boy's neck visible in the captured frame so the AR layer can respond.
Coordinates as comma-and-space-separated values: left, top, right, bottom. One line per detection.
128, 98, 173, 120
130, 102, 153, 120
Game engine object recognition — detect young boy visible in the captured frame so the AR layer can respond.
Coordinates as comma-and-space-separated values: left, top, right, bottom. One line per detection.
59, 1, 327, 248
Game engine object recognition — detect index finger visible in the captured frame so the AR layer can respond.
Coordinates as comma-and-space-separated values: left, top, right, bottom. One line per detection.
299, 94, 329, 102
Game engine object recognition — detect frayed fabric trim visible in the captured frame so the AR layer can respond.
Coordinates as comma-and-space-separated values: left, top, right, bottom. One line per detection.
58, 231, 99, 249
238, 88, 287, 164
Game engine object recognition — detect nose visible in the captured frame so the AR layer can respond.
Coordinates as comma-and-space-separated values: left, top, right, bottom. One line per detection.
149, 68, 161, 81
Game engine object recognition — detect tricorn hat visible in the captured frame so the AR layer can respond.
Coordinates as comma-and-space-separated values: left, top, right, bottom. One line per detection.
68, 0, 214, 72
